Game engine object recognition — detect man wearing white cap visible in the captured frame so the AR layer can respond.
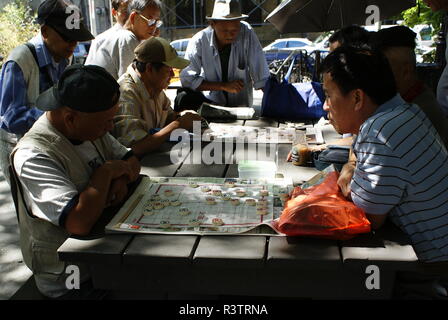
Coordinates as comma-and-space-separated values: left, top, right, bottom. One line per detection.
113, 37, 202, 157
179, 0, 269, 110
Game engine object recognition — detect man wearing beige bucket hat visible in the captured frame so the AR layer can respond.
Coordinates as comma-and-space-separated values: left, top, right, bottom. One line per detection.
178, 0, 269, 110
113, 37, 202, 157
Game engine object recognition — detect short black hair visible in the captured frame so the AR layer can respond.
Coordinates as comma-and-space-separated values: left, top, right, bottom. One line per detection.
320, 46, 397, 106
329, 25, 371, 49
369, 26, 417, 51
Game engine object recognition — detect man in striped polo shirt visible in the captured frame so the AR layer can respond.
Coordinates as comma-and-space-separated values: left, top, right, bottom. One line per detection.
321, 47, 448, 265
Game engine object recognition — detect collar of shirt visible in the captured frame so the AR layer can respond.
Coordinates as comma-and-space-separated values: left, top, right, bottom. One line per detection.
29, 33, 69, 70
373, 94, 406, 116
126, 64, 152, 102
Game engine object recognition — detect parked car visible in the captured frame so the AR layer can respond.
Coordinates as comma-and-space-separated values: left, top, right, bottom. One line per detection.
263, 38, 315, 65
170, 38, 190, 58
73, 42, 91, 65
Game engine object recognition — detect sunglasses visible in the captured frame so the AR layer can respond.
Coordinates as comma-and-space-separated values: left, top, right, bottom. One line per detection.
138, 13, 163, 28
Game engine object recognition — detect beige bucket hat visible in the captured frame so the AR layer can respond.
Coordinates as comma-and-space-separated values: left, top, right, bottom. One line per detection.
206, 0, 248, 21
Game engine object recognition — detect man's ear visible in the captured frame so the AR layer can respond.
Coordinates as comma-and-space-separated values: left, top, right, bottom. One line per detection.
129, 11, 137, 24
402, 62, 414, 82
63, 109, 77, 130
41, 25, 49, 40
353, 89, 364, 112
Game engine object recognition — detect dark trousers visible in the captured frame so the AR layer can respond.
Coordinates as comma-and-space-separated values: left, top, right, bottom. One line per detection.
174, 88, 212, 112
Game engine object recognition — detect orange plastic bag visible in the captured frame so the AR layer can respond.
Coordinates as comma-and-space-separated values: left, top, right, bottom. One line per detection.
275, 171, 371, 240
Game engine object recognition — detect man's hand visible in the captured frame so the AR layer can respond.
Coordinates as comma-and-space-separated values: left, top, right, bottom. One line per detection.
106, 176, 129, 207
97, 160, 135, 182
222, 80, 244, 93
176, 112, 203, 130
338, 161, 355, 199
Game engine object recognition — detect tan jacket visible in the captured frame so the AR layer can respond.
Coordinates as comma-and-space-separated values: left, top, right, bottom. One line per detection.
113, 64, 175, 147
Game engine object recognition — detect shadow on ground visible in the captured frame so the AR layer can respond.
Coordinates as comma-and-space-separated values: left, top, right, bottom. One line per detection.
0, 173, 32, 300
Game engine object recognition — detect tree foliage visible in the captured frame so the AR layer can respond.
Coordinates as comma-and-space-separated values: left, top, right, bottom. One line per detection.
0, 0, 39, 68
400, 0, 444, 35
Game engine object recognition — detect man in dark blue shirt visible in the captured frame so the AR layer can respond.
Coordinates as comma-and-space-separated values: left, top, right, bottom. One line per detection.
0, 0, 93, 184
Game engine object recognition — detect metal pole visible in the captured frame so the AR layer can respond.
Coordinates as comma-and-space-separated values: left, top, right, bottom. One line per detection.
88, 0, 98, 35
193, 0, 196, 30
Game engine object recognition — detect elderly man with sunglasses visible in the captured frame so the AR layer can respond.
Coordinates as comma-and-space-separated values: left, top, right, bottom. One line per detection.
0, 0, 93, 184
85, 0, 162, 80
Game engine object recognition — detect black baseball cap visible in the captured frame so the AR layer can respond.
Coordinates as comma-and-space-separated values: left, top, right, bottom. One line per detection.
370, 26, 417, 51
36, 65, 120, 113
36, 0, 94, 42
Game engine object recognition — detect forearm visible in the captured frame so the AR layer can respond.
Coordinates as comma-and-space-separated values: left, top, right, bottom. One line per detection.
64, 167, 114, 235
197, 80, 225, 92
131, 121, 181, 157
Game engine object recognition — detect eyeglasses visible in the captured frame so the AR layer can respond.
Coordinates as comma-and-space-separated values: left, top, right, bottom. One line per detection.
138, 14, 163, 28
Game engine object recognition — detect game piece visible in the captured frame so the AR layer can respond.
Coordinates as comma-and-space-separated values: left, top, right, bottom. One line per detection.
152, 201, 164, 210
245, 198, 256, 206
221, 193, 231, 201
161, 199, 171, 207
231, 198, 240, 206
159, 220, 171, 228
150, 194, 161, 201
178, 207, 191, 216
189, 182, 199, 188
259, 190, 269, 197
206, 197, 217, 205
164, 189, 174, 197
201, 186, 211, 193
171, 200, 181, 206
256, 207, 268, 215
212, 218, 224, 226
143, 207, 156, 216
212, 189, 222, 196
189, 219, 201, 227
236, 189, 246, 197
224, 181, 235, 188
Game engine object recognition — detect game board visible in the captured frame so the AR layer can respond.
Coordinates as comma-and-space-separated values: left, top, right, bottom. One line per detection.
106, 177, 293, 235
202, 125, 305, 144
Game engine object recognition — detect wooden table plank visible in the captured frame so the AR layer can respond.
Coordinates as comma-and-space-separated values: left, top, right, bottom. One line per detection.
139, 142, 189, 177
123, 234, 198, 265
193, 235, 267, 268
58, 235, 133, 264
276, 144, 319, 185
267, 237, 342, 269
340, 222, 419, 271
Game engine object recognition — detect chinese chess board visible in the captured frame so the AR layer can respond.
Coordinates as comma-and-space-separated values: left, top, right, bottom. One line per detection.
106, 177, 292, 235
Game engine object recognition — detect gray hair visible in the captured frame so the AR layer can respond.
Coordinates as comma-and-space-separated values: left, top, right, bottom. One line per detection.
127, 0, 162, 15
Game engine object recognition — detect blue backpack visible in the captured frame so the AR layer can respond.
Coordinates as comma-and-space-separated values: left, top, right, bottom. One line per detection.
261, 55, 327, 120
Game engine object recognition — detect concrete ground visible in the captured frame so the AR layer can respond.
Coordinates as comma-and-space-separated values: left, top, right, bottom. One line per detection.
0, 172, 32, 300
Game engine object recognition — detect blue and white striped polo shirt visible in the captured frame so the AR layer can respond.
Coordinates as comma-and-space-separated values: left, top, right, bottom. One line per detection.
351, 94, 448, 262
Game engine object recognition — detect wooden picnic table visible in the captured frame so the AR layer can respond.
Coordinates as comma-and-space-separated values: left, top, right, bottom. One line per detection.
57, 115, 422, 300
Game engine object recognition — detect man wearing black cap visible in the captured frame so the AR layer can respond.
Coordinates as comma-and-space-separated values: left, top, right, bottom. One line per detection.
10, 65, 140, 299
0, 0, 94, 184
